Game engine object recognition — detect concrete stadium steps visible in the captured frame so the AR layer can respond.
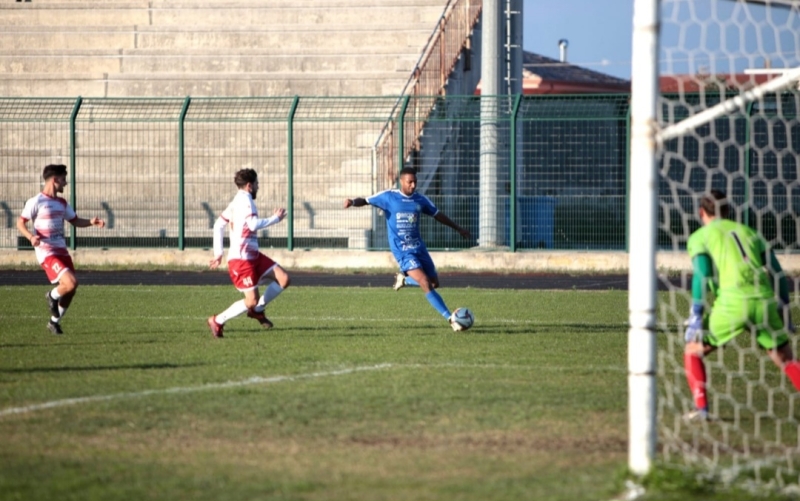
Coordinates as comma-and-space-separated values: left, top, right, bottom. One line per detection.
20, 0, 439, 3
0, 49, 418, 77
0, 3, 445, 27
0, 4, 151, 26
66, 199, 373, 237
0, 27, 136, 51
0, 25, 431, 51
136, 26, 431, 52
1, 192, 374, 228
2, 153, 376, 202
1, 0, 455, 242
3, 120, 382, 149
121, 52, 416, 74
0, 50, 123, 74
0, 0, 450, 100
2, 140, 378, 166
14, 0, 444, 7
0, 50, 416, 75
0, 72, 409, 97
114, 72, 402, 98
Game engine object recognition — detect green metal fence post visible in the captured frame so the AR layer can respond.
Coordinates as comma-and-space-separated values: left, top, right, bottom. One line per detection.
397, 95, 411, 177
69, 96, 82, 251
287, 96, 300, 251
509, 94, 521, 252
178, 96, 191, 250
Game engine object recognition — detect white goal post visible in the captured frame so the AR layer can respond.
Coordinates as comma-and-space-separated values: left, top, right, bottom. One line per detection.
628, 0, 660, 476
628, 0, 800, 485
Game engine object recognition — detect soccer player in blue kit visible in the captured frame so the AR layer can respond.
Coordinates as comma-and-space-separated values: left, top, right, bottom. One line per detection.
344, 167, 472, 331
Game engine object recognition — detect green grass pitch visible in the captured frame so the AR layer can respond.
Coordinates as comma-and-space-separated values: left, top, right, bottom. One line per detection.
0, 284, 785, 501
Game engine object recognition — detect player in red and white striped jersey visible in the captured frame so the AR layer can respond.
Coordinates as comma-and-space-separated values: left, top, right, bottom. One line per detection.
16, 164, 105, 335
207, 168, 292, 338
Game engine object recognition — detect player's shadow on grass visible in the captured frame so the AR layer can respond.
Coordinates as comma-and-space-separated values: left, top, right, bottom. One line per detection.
471, 323, 623, 335
0, 362, 204, 374
0, 337, 195, 348
280, 326, 435, 337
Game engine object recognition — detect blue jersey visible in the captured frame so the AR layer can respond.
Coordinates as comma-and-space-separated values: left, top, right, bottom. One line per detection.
367, 189, 439, 259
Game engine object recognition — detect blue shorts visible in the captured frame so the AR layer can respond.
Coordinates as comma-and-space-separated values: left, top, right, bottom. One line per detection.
396, 250, 437, 279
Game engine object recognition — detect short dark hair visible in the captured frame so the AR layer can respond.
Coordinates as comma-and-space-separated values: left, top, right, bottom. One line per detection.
42, 164, 67, 180
399, 167, 417, 178
234, 168, 257, 189
700, 190, 729, 219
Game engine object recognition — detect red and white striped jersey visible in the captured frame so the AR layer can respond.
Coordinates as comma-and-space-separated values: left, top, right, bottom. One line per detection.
213, 190, 280, 262
20, 193, 76, 264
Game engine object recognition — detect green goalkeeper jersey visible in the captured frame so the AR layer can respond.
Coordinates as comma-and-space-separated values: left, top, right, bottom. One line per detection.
687, 218, 773, 300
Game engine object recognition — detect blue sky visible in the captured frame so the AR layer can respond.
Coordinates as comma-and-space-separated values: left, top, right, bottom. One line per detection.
523, 1, 634, 80
521, 1, 800, 81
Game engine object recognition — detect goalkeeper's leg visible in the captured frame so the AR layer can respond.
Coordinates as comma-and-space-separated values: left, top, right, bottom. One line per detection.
684, 342, 711, 416
767, 342, 800, 391
757, 307, 800, 391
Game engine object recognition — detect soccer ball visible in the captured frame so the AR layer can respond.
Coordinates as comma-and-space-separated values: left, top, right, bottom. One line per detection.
451, 307, 475, 331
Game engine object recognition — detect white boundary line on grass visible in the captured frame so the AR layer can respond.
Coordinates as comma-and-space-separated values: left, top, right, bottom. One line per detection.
0, 364, 393, 418
2, 313, 625, 326
0, 362, 628, 419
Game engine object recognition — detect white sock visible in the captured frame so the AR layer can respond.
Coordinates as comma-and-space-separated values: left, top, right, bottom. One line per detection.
50, 288, 62, 300
216, 299, 248, 324
258, 282, 284, 309
55, 305, 67, 322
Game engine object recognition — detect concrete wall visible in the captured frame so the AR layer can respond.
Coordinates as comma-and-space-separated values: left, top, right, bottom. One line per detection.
3, 247, 800, 274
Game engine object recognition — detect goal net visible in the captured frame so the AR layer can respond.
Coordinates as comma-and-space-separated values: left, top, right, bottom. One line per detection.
638, 0, 800, 491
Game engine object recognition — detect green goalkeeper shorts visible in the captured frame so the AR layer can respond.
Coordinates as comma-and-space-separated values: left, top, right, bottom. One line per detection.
707, 296, 788, 350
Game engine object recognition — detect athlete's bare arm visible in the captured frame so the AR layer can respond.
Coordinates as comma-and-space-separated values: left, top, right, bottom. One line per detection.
70, 216, 105, 229
16, 218, 39, 246
433, 212, 471, 239
344, 198, 368, 208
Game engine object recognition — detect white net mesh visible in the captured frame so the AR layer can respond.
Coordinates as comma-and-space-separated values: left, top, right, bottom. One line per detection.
656, 0, 800, 488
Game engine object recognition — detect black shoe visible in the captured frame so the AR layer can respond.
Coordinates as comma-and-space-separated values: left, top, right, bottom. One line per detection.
45, 292, 60, 318
247, 309, 274, 329
47, 320, 63, 335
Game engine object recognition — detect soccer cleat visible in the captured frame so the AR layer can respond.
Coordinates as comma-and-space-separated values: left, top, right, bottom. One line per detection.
45, 291, 60, 318
207, 316, 224, 338
392, 272, 406, 291
682, 409, 710, 422
47, 320, 63, 335
247, 309, 274, 329
449, 313, 464, 332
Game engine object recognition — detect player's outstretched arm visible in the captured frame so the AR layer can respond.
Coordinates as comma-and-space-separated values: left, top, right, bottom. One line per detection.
344, 198, 368, 209
70, 216, 105, 229
433, 212, 471, 240
246, 208, 287, 232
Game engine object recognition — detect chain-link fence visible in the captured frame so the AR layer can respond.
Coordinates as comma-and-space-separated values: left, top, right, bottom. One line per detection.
9, 93, 795, 254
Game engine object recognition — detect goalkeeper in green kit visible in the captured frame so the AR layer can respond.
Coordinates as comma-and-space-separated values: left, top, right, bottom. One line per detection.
683, 190, 800, 421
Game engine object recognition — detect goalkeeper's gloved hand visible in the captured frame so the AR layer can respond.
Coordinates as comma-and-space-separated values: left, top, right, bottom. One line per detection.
684, 303, 704, 343
780, 301, 796, 334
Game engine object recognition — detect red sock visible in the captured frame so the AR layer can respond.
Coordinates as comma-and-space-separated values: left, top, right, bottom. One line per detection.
684, 353, 707, 410
784, 361, 800, 391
